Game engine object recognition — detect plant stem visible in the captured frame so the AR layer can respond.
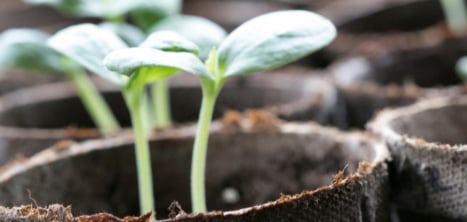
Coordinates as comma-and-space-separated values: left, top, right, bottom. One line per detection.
190, 83, 219, 213
64, 63, 120, 134
441, 0, 467, 35
124, 88, 156, 218
151, 79, 172, 128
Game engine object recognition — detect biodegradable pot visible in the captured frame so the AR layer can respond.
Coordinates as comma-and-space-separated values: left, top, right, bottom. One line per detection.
329, 36, 467, 129
369, 96, 467, 220
0, 72, 337, 165
0, 116, 390, 221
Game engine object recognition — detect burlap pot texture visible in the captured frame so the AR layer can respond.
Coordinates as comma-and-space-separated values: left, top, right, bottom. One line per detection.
329, 35, 467, 129
0, 72, 336, 165
369, 96, 467, 220
0, 113, 390, 221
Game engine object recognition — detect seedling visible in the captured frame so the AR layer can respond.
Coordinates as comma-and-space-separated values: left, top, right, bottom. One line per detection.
105, 10, 336, 213
148, 15, 226, 128
0, 28, 120, 134
22, 0, 181, 32
440, 0, 467, 36
24, 0, 226, 129
49, 23, 205, 218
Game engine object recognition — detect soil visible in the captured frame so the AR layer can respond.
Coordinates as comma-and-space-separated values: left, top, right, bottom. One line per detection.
0, 116, 389, 221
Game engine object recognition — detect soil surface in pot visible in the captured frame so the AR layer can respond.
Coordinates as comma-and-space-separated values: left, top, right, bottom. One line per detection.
0, 72, 336, 164
0, 115, 389, 221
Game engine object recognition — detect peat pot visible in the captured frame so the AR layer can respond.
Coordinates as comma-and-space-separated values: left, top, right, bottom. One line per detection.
330, 36, 467, 129
0, 71, 337, 165
0, 115, 390, 221
369, 96, 467, 221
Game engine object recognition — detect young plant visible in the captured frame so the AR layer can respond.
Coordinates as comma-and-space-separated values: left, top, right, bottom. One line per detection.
147, 15, 227, 128
105, 10, 337, 213
24, 0, 226, 129
456, 56, 467, 80
48, 23, 204, 218
0, 28, 120, 134
23, 0, 181, 31
440, 0, 467, 36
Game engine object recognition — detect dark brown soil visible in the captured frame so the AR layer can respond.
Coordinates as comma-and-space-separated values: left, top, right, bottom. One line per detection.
0, 116, 389, 221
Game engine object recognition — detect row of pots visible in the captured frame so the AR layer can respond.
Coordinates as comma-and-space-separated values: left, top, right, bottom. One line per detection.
0, 93, 466, 221
0, 63, 465, 221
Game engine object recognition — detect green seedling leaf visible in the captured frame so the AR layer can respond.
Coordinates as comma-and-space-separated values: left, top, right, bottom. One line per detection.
103, 47, 212, 87
23, 0, 180, 23
456, 56, 467, 81
99, 22, 145, 47
48, 23, 127, 85
217, 10, 337, 77
151, 15, 226, 59
0, 29, 62, 72
130, 0, 181, 32
140, 31, 199, 54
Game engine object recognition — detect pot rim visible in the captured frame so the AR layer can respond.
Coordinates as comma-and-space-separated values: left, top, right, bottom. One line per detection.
0, 71, 335, 139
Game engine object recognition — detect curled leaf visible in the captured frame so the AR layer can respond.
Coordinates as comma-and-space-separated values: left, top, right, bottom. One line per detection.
217, 10, 336, 77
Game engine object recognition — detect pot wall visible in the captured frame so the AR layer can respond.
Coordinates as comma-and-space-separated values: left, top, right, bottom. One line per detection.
0, 119, 390, 221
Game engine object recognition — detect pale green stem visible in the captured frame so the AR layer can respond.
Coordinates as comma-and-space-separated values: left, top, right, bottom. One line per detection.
441, 0, 467, 35
190, 84, 219, 213
124, 88, 156, 218
64, 64, 120, 134
151, 79, 172, 128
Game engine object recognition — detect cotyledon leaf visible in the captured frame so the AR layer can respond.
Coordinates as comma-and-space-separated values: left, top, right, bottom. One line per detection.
151, 15, 226, 60
0, 28, 62, 72
48, 23, 128, 85
217, 10, 336, 77
23, 0, 179, 21
103, 47, 213, 87
99, 22, 146, 47
140, 31, 199, 54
